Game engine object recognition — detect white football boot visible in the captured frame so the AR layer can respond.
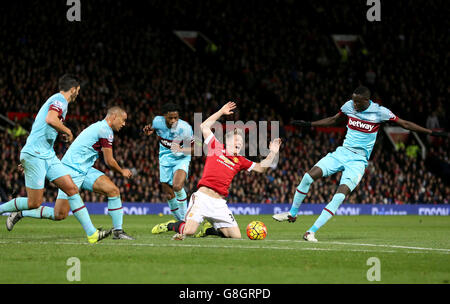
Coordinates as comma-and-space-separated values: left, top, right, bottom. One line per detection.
272, 212, 297, 222
303, 231, 318, 242
6, 212, 23, 231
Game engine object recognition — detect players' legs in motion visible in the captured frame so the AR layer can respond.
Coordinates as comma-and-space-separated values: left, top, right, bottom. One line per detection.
92, 175, 134, 240
160, 163, 189, 221
172, 169, 188, 220
161, 183, 179, 219
1, 154, 47, 215
305, 156, 365, 241
53, 175, 97, 236
162, 182, 187, 221
4, 155, 59, 230
4, 188, 46, 231
1, 188, 44, 215
304, 184, 350, 242
9, 173, 104, 240
50, 175, 112, 243
290, 166, 322, 217
272, 166, 323, 222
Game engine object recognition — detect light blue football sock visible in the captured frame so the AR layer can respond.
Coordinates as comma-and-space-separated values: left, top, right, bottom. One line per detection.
308, 193, 345, 233
290, 173, 314, 217
167, 197, 183, 221
22, 206, 55, 220
175, 188, 188, 220
108, 196, 123, 230
68, 194, 96, 236
0, 197, 29, 214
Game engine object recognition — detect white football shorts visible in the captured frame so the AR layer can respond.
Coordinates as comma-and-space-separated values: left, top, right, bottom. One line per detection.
185, 190, 238, 229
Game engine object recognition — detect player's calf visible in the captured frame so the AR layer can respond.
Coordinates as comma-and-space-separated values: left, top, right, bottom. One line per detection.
182, 220, 200, 236
219, 226, 241, 239
105, 185, 120, 198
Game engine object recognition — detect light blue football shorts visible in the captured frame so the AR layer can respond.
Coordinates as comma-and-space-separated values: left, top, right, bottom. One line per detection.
56, 165, 105, 200
20, 152, 70, 190
159, 158, 190, 185
314, 146, 368, 192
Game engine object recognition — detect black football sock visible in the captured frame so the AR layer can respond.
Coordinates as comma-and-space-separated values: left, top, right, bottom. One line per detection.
167, 220, 185, 233
205, 227, 226, 238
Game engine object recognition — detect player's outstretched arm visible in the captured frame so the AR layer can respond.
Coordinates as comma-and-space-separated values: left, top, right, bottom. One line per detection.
200, 101, 236, 139
252, 138, 282, 173
292, 112, 345, 128
102, 147, 132, 178
395, 118, 449, 137
45, 110, 73, 142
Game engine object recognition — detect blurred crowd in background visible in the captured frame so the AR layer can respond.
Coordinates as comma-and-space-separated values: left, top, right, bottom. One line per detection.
0, 0, 448, 204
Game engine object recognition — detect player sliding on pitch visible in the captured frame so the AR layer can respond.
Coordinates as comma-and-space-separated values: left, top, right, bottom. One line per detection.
273, 86, 449, 242
152, 102, 282, 240
0, 74, 111, 243
7, 106, 135, 240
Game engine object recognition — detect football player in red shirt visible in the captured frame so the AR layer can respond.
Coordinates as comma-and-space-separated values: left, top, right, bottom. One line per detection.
152, 102, 282, 240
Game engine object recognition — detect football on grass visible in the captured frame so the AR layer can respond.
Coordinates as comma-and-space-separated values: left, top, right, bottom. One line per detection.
246, 221, 267, 240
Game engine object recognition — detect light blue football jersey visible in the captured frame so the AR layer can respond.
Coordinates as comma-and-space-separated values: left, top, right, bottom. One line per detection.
340, 100, 398, 159
152, 116, 193, 167
62, 120, 114, 174
21, 93, 69, 159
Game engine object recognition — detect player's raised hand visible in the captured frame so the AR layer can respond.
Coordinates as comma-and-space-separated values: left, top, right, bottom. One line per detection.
143, 124, 154, 136
121, 169, 132, 178
220, 102, 236, 115
269, 138, 282, 153
18, 164, 24, 174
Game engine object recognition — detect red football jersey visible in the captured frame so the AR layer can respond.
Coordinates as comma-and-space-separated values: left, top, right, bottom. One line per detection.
197, 134, 255, 197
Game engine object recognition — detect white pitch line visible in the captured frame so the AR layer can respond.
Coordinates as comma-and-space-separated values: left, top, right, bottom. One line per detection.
1, 239, 447, 254
1, 237, 449, 253
261, 239, 450, 253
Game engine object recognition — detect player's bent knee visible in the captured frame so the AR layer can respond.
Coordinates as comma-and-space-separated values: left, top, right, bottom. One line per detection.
107, 186, 120, 198
172, 184, 183, 193
308, 167, 323, 181
62, 184, 79, 197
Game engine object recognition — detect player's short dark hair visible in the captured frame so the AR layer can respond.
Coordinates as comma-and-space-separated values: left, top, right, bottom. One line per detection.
161, 102, 180, 115
107, 106, 126, 116
353, 86, 371, 99
58, 74, 80, 92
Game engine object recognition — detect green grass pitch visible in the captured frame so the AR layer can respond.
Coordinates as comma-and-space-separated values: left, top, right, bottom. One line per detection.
0, 214, 449, 284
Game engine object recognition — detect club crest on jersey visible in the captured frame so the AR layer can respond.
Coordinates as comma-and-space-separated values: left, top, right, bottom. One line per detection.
219, 155, 236, 166
233, 157, 239, 163
347, 117, 379, 133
